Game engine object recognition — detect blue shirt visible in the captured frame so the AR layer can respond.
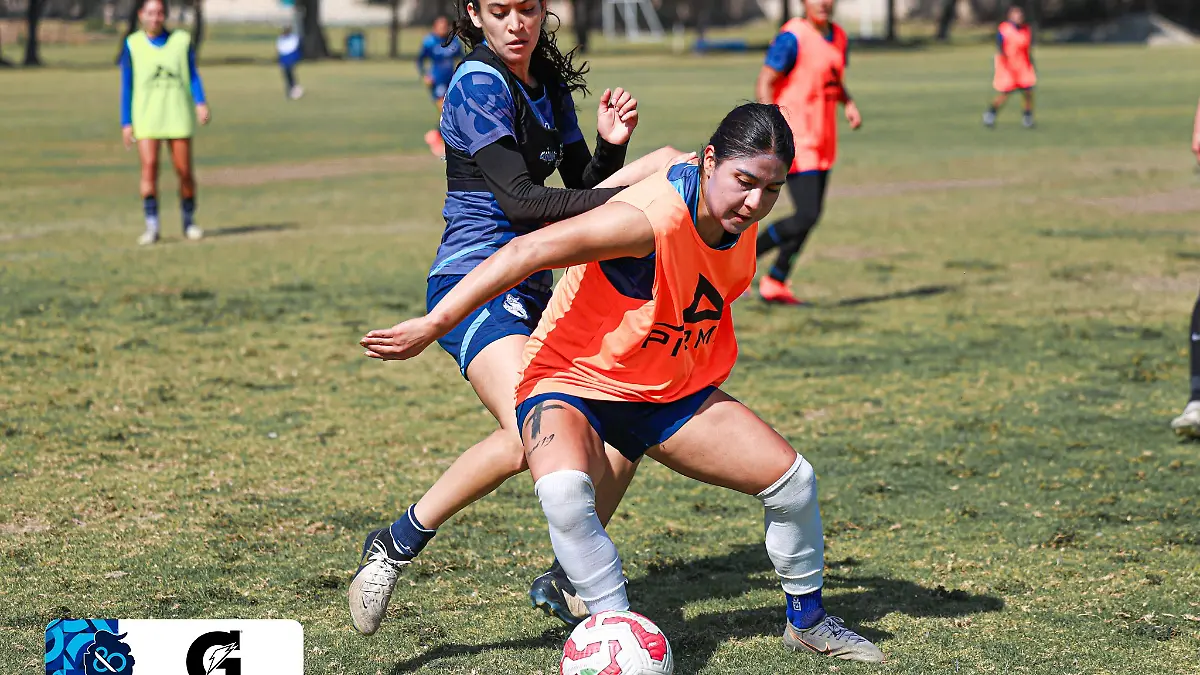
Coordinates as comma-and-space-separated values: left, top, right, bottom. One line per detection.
430, 60, 584, 281
418, 34, 464, 86
119, 30, 206, 127
763, 27, 847, 75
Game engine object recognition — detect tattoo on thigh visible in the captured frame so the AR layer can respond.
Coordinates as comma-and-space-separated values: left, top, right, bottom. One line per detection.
527, 433, 555, 458
524, 402, 565, 440
523, 402, 565, 458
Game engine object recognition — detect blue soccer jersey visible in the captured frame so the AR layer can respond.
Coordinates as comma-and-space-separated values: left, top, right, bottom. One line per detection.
418, 33, 464, 91
430, 60, 583, 281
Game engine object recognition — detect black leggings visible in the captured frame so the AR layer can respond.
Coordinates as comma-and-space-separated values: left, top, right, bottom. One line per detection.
755, 170, 829, 282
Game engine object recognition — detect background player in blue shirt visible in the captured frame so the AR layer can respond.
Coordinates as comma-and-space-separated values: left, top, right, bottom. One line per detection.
417, 15, 464, 157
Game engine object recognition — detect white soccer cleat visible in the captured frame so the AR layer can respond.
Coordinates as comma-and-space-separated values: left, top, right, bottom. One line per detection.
348, 528, 410, 635
1170, 401, 1200, 438
289, 85, 305, 100
184, 226, 204, 241
137, 231, 159, 246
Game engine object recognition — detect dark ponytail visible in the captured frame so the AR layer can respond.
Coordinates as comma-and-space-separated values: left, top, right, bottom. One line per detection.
707, 103, 795, 168
451, 1, 590, 94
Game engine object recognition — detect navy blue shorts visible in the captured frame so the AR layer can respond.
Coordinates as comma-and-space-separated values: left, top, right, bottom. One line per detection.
515, 386, 718, 462
426, 274, 551, 379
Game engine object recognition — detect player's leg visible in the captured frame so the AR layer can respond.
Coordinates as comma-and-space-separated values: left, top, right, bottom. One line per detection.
1172, 292, 1200, 437
426, 85, 448, 158
645, 389, 884, 662
350, 287, 637, 633
168, 138, 201, 239
755, 171, 826, 305
136, 139, 161, 245
524, 396, 632, 615
1021, 88, 1035, 128
984, 91, 1009, 128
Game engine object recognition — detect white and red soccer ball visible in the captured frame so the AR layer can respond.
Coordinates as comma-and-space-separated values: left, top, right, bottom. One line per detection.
560, 610, 674, 675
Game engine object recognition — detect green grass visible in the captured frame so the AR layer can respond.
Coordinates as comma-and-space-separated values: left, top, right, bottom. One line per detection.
4, 40, 1200, 674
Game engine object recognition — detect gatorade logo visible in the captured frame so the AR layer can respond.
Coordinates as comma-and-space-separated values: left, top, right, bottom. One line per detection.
186, 631, 240, 675
641, 275, 724, 357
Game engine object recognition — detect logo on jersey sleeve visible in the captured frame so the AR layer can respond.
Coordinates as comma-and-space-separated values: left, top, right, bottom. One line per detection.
641, 275, 725, 357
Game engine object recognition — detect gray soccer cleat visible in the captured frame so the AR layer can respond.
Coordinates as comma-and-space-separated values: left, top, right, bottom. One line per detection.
348, 528, 410, 635
783, 615, 885, 663
1171, 401, 1200, 438
983, 110, 997, 128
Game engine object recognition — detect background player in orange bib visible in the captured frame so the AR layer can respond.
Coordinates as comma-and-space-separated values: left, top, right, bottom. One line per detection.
983, 5, 1037, 129
361, 103, 885, 662
753, 0, 861, 305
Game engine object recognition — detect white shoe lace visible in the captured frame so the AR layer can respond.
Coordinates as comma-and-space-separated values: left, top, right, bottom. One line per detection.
358, 540, 408, 608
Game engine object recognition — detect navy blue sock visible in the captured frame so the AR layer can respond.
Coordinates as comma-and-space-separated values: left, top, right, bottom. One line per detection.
786, 589, 826, 629
389, 504, 436, 558
181, 197, 196, 229
143, 196, 160, 233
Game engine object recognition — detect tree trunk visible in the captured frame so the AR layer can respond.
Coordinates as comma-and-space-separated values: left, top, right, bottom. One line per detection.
780, 0, 790, 26
886, 0, 897, 41
298, 0, 329, 59
935, 0, 956, 40
24, 0, 46, 66
572, 0, 590, 54
116, 0, 140, 65
193, 0, 206, 54
388, 0, 399, 59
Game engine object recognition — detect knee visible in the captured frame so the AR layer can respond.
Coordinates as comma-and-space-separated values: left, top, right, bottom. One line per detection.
490, 429, 528, 476
535, 470, 597, 530
758, 455, 817, 515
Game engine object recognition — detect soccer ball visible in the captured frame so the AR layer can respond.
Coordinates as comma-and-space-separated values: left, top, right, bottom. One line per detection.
560, 610, 673, 675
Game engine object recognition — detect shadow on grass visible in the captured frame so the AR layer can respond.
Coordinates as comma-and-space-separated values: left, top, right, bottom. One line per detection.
387, 544, 1003, 673
630, 544, 1003, 671
387, 632, 562, 674
205, 222, 299, 238
828, 284, 956, 307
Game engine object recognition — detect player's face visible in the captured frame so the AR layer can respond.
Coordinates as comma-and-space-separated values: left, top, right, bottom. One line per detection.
804, 0, 835, 25
702, 147, 789, 235
468, 0, 544, 70
433, 17, 451, 38
1008, 7, 1025, 24
139, 0, 166, 35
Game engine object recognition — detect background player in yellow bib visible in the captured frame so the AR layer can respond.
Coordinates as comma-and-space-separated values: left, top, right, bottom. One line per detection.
119, 0, 210, 245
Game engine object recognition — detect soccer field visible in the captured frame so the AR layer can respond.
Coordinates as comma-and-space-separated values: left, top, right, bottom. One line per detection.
3, 41, 1200, 674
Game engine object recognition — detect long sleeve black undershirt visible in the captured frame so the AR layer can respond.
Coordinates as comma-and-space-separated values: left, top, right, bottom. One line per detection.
473, 135, 628, 226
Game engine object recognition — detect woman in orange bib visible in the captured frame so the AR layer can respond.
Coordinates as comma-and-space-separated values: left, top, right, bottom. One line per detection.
753, 0, 861, 305
983, 5, 1037, 129
361, 103, 884, 663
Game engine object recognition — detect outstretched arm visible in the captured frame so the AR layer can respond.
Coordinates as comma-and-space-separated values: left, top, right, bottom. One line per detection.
1193, 97, 1200, 163
361, 202, 656, 361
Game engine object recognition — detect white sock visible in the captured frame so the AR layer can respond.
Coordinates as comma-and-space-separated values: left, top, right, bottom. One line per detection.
758, 455, 825, 596
145, 214, 160, 235
535, 470, 629, 613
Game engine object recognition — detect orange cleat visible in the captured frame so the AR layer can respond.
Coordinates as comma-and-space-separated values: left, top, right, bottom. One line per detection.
758, 276, 805, 305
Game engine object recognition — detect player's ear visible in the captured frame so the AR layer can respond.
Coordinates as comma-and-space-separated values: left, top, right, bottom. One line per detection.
702, 145, 717, 178
466, 1, 484, 29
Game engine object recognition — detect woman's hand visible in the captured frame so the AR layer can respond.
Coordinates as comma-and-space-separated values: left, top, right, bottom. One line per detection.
360, 317, 441, 361
196, 104, 211, 126
122, 125, 135, 150
596, 87, 638, 146
844, 101, 862, 130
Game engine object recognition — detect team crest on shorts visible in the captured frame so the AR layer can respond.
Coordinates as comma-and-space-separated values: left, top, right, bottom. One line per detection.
503, 294, 529, 320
